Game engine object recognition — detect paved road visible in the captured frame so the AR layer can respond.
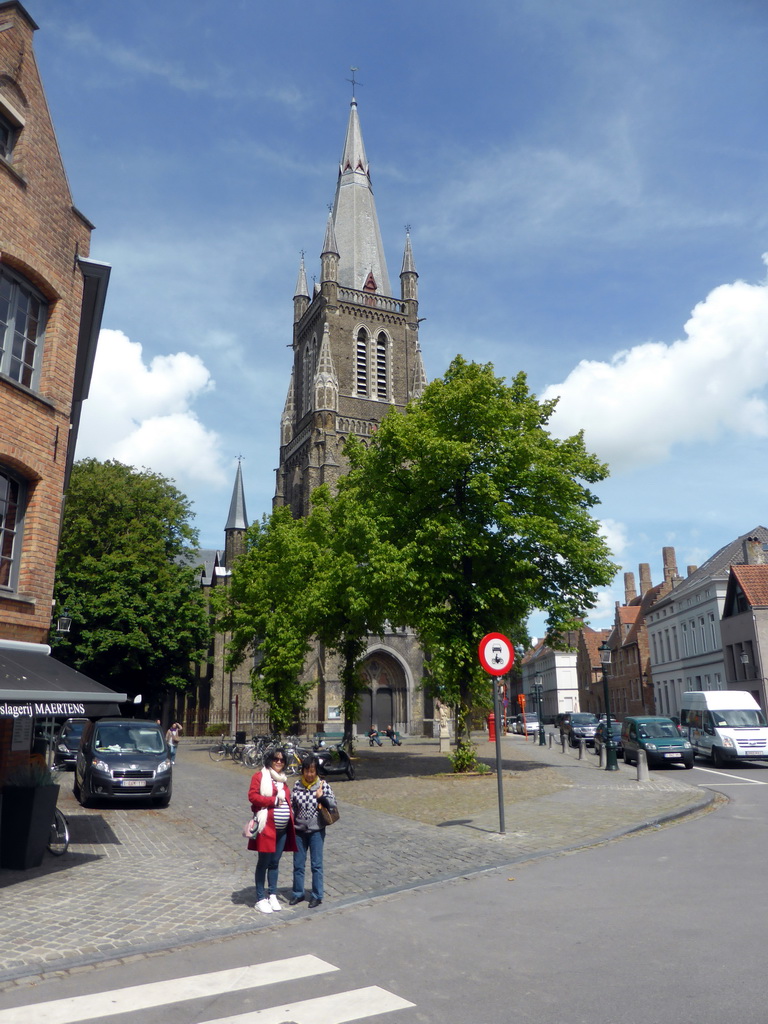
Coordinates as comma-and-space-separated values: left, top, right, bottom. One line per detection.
0, 732, 713, 989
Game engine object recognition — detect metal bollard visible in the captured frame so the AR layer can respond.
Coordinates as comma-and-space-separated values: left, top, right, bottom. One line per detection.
560, 734, 566, 753
578, 738, 586, 759
599, 744, 606, 768
637, 749, 649, 781
548, 732, 553, 749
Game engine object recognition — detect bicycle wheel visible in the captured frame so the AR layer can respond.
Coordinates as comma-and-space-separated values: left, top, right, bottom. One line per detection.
242, 745, 258, 768
232, 744, 244, 764
48, 807, 69, 855
209, 743, 227, 762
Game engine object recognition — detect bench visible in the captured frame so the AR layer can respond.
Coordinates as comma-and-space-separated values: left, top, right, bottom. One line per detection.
367, 729, 402, 747
313, 731, 345, 748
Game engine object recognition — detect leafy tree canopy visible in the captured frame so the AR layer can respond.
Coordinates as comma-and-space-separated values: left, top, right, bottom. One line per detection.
52, 459, 210, 705
341, 356, 616, 730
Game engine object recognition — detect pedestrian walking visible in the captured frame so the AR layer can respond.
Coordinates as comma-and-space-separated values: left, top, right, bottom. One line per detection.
166, 721, 182, 762
290, 753, 337, 909
248, 747, 296, 914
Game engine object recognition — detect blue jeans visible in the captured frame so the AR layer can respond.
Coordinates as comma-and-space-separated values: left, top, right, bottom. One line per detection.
255, 828, 288, 901
292, 829, 325, 901
169, 744, 177, 762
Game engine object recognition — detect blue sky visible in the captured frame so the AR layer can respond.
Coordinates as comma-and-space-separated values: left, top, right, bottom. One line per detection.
31, 0, 768, 637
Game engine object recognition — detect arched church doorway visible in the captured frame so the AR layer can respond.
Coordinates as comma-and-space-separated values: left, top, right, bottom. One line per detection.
355, 651, 408, 734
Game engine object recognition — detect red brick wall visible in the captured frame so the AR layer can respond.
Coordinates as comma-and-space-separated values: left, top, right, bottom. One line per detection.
0, 4, 94, 643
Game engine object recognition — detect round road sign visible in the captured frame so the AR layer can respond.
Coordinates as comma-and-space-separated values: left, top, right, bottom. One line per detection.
478, 633, 514, 676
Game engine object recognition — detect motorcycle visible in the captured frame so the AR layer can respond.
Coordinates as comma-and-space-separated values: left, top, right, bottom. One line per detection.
313, 741, 356, 781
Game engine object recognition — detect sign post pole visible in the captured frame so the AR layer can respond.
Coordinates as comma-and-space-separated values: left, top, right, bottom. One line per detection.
478, 633, 515, 836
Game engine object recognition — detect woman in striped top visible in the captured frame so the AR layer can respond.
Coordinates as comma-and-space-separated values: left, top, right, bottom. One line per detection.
247, 747, 297, 914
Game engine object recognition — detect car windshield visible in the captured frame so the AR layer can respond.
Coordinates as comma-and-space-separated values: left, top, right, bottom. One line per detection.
94, 726, 165, 754
638, 721, 679, 739
712, 709, 768, 728
61, 721, 85, 740
572, 714, 598, 725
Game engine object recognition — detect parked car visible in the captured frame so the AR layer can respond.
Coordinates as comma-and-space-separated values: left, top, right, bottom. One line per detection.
515, 713, 540, 735
621, 715, 694, 769
563, 713, 599, 747
52, 717, 89, 770
593, 720, 623, 757
74, 718, 172, 807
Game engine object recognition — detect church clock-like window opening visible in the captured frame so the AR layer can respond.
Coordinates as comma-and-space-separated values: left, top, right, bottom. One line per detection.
356, 328, 368, 396
0, 267, 48, 390
376, 332, 389, 399
0, 468, 23, 590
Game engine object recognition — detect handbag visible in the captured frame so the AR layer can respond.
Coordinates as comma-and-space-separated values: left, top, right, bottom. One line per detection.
318, 802, 340, 827
242, 813, 265, 839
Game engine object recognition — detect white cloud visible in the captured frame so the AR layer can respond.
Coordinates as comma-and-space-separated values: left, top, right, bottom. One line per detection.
543, 267, 768, 471
76, 329, 227, 489
599, 518, 629, 562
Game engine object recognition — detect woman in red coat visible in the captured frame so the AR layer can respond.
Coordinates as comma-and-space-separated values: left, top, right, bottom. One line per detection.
248, 747, 297, 914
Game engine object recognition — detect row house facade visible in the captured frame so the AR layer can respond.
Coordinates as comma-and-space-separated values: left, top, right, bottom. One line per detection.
521, 632, 581, 722
646, 528, 768, 718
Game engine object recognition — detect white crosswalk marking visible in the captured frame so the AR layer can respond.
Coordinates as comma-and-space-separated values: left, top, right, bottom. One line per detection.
0, 956, 337, 1024
188, 985, 415, 1023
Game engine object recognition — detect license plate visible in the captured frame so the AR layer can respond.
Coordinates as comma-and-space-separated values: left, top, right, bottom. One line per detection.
120, 779, 147, 787
663, 752, 681, 758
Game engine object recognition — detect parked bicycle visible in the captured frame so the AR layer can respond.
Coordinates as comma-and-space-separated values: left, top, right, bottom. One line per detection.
208, 737, 246, 763
47, 806, 69, 856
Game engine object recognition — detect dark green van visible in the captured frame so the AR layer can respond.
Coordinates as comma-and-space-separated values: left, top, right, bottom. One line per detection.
620, 716, 694, 769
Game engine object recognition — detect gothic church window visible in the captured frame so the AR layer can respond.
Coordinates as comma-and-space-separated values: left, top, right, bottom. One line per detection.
376, 331, 389, 400
0, 111, 16, 160
356, 328, 369, 396
302, 339, 315, 415
0, 266, 47, 390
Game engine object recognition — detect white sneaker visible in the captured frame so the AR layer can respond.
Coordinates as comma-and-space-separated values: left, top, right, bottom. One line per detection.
256, 898, 273, 914
268, 894, 282, 912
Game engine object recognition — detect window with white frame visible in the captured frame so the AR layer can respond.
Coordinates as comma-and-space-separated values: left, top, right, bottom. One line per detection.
0, 467, 24, 591
375, 331, 389, 399
0, 111, 17, 161
356, 328, 368, 396
0, 266, 47, 390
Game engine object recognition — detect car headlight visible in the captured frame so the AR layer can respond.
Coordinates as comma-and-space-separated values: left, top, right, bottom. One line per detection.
91, 757, 111, 773
645, 743, 657, 750
723, 737, 736, 749
683, 741, 692, 749
157, 759, 172, 773
57, 743, 69, 752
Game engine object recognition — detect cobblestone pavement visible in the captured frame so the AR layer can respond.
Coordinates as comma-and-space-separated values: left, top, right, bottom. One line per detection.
0, 731, 716, 987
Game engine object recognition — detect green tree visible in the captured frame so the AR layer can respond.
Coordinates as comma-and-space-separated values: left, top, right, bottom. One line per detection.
52, 459, 210, 709
341, 356, 616, 740
219, 489, 398, 742
306, 486, 401, 746
217, 506, 319, 733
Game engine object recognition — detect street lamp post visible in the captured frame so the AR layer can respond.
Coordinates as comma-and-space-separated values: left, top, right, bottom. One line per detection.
598, 640, 619, 771
533, 672, 546, 745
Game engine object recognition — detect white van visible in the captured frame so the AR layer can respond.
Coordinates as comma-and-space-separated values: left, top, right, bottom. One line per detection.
680, 690, 768, 767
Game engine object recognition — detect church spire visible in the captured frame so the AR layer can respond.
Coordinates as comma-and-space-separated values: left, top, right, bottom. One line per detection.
330, 97, 391, 295
224, 460, 248, 567
294, 253, 310, 322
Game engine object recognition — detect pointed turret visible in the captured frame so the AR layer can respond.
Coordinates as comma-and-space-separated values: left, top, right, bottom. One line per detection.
280, 369, 295, 446
330, 98, 391, 295
224, 461, 248, 567
410, 345, 428, 400
293, 254, 310, 322
400, 230, 418, 321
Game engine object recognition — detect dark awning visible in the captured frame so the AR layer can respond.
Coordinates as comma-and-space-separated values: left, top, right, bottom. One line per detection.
0, 642, 127, 717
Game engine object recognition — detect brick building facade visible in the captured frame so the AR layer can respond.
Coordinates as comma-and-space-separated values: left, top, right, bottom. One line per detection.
0, 1, 109, 645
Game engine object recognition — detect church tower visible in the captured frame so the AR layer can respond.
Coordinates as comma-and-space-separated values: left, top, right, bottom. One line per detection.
273, 95, 429, 738
274, 95, 428, 517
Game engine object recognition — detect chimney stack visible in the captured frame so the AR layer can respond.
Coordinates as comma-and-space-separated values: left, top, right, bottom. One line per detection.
662, 546, 678, 582
624, 572, 637, 603
639, 563, 652, 595
743, 537, 766, 566
687, 565, 698, 576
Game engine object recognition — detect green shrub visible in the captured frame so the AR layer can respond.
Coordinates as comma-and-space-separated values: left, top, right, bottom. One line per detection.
448, 740, 490, 774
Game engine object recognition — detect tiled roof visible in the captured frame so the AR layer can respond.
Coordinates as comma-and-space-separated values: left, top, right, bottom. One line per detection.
731, 564, 768, 608
656, 525, 768, 605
